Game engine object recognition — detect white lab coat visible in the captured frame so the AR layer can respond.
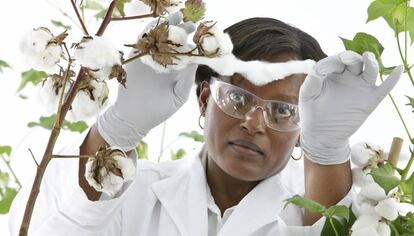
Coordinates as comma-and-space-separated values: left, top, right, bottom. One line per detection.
8, 127, 355, 236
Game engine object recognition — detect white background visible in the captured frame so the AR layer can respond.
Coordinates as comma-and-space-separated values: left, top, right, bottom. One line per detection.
1, 0, 414, 234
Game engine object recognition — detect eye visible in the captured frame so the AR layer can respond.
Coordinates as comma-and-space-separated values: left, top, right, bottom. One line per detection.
229, 91, 247, 106
274, 104, 294, 118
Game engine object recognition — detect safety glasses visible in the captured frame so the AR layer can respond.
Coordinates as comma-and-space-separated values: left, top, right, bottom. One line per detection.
209, 77, 300, 132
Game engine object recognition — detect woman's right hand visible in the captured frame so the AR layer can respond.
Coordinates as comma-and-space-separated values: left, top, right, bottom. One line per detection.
97, 56, 197, 151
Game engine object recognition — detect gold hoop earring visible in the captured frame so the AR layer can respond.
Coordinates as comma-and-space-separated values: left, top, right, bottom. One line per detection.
291, 148, 304, 161
199, 113, 205, 129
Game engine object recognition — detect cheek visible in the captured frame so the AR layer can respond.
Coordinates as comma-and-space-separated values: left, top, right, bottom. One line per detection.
266, 130, 300, 175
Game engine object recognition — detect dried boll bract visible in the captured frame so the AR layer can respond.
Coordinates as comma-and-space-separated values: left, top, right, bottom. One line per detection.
73, 36, 123, 81
193, 21, 233, 57
20, 27, 66, 72
85, 145, 135, 197
142, 0, 181, 15
127, 22, 190, 72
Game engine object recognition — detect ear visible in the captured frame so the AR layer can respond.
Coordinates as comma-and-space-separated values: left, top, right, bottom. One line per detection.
198, 81, 210, 114
295, 135, 300, 147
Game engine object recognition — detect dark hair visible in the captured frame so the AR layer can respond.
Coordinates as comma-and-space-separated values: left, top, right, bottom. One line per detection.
195, 17, 327, 97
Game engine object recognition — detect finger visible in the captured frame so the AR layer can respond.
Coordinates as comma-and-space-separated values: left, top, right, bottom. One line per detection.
376, 65, 404, 99
299, 72, 325, 101
361, 51, 379, 85
314, 55, 345, 76
338, 51, 363, 75
178, 22, 196, 34
173, 64, 198, 103
167, 11, 183, 26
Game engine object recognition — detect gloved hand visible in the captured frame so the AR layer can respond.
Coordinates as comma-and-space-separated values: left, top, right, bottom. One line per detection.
299, 51, 403, 165
96, 12, 198, 151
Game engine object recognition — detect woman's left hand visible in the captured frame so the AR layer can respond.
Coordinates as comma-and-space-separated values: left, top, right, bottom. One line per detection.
298, 51, 403, 165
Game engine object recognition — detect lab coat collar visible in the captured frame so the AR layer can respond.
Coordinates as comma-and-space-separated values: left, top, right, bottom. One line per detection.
150, 146, 292, 236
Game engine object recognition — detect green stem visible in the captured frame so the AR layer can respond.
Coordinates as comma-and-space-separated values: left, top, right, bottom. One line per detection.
396, 27, 414, 87
157, 121, 167, 163
379, 74, 413, 142
401, 150, 414, 181
329, 218, 339, 236
0, 153, 22, 189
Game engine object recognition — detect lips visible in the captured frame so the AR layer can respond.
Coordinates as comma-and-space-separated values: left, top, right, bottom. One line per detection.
228, 139, 265, 156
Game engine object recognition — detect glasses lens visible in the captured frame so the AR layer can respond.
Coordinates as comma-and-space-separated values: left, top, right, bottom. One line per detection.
210, 78, 300, 132
264, 102, 299, 131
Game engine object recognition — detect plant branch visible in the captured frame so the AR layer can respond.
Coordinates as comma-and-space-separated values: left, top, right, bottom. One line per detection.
122, 52, 148, 64
19, 68, 86, 236
396, 27, 414, 88
0, 153, 22, 189
379, 74, 413, 142
401, 150, 414, 181
70, 0, 89, 36
111, 11, 157, 21
96, 0, 117, 36
27, 148, 39, 168
53, 154, 94, 159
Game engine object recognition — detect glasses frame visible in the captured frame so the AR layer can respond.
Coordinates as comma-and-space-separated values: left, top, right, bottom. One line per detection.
209, 77, 300, 132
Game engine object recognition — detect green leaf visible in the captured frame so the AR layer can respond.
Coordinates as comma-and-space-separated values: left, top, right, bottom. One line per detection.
28, 114, 88, 133
63, 120, 88, 133
28, 114, 57, 130
399, 171, 414, 203
171, 149, 186, 161
0, 172, 9, 188
135, 140, 148, 160
179, 131, 204, 142
321, 217, 346, 236
17, 69, 48, 93
51, 20, 72, 30
0, 187, 18, 214
283, 195, 326, 214
367, 0, 405, 27
0, 59, 11, 73
115, 0, 131, 17
327, 205, 350, 221
370, 163, 401, 195
345, 205, 357, 232
381, 65, 397, 75
0, 146, 12, 157
392, 213, 414, 234
82, 0, 105, 10
340, 32, 384, 61
406, 96, 414, 112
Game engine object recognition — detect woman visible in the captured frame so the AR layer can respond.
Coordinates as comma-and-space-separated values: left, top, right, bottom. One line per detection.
9, 17, 402, 235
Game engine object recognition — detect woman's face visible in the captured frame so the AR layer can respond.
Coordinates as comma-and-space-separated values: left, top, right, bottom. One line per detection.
198, 53, 306, 182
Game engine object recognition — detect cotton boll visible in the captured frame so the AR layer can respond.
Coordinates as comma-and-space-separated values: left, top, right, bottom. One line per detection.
36, 77, 69, 115
375, 197, 400, 221
74, 36, 121, 70
20, 28, 62, 71
215, 33, 233, 55
360, 182, 387, 202
351, 142, 383, 168
376, 222, 391, 236
140, 54, 190, 73
351, 226, 380, 236
352, 167, 374, 187
351, 214, 380, 231
168, 25, 188, 49
100, 172, 125, 197
112, 155, 136, 181
69, 80, 109, 121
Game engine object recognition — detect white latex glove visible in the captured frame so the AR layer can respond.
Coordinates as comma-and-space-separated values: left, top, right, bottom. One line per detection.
97, 13, 197, 151
299, 51, 403, 165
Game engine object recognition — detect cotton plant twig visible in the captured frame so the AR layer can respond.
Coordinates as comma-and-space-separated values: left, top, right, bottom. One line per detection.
0, 152, 22, 189
70, 0, 89, 35
27, 148, 39, 168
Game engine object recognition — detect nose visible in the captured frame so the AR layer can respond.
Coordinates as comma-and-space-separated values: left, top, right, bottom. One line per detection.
240, 106, 266, 135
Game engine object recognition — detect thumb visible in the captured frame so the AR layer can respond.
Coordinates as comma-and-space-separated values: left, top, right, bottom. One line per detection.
173, 64, 198, 103
376, 65, 404, 99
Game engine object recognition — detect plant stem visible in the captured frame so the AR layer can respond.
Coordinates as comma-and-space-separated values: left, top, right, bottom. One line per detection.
111, 12, 157, 21
18, 69, 85, 236
401, 150, 414, 181
396, 29, 414, 87
158, 121, 167, 163
329, 218, 339, 236
53, 154, 93, 159
122, 52, 148, 64
379, 74, 413, 142
0, 153, 22, 189
96, 0, 116, 36
70, 0, 89, 35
